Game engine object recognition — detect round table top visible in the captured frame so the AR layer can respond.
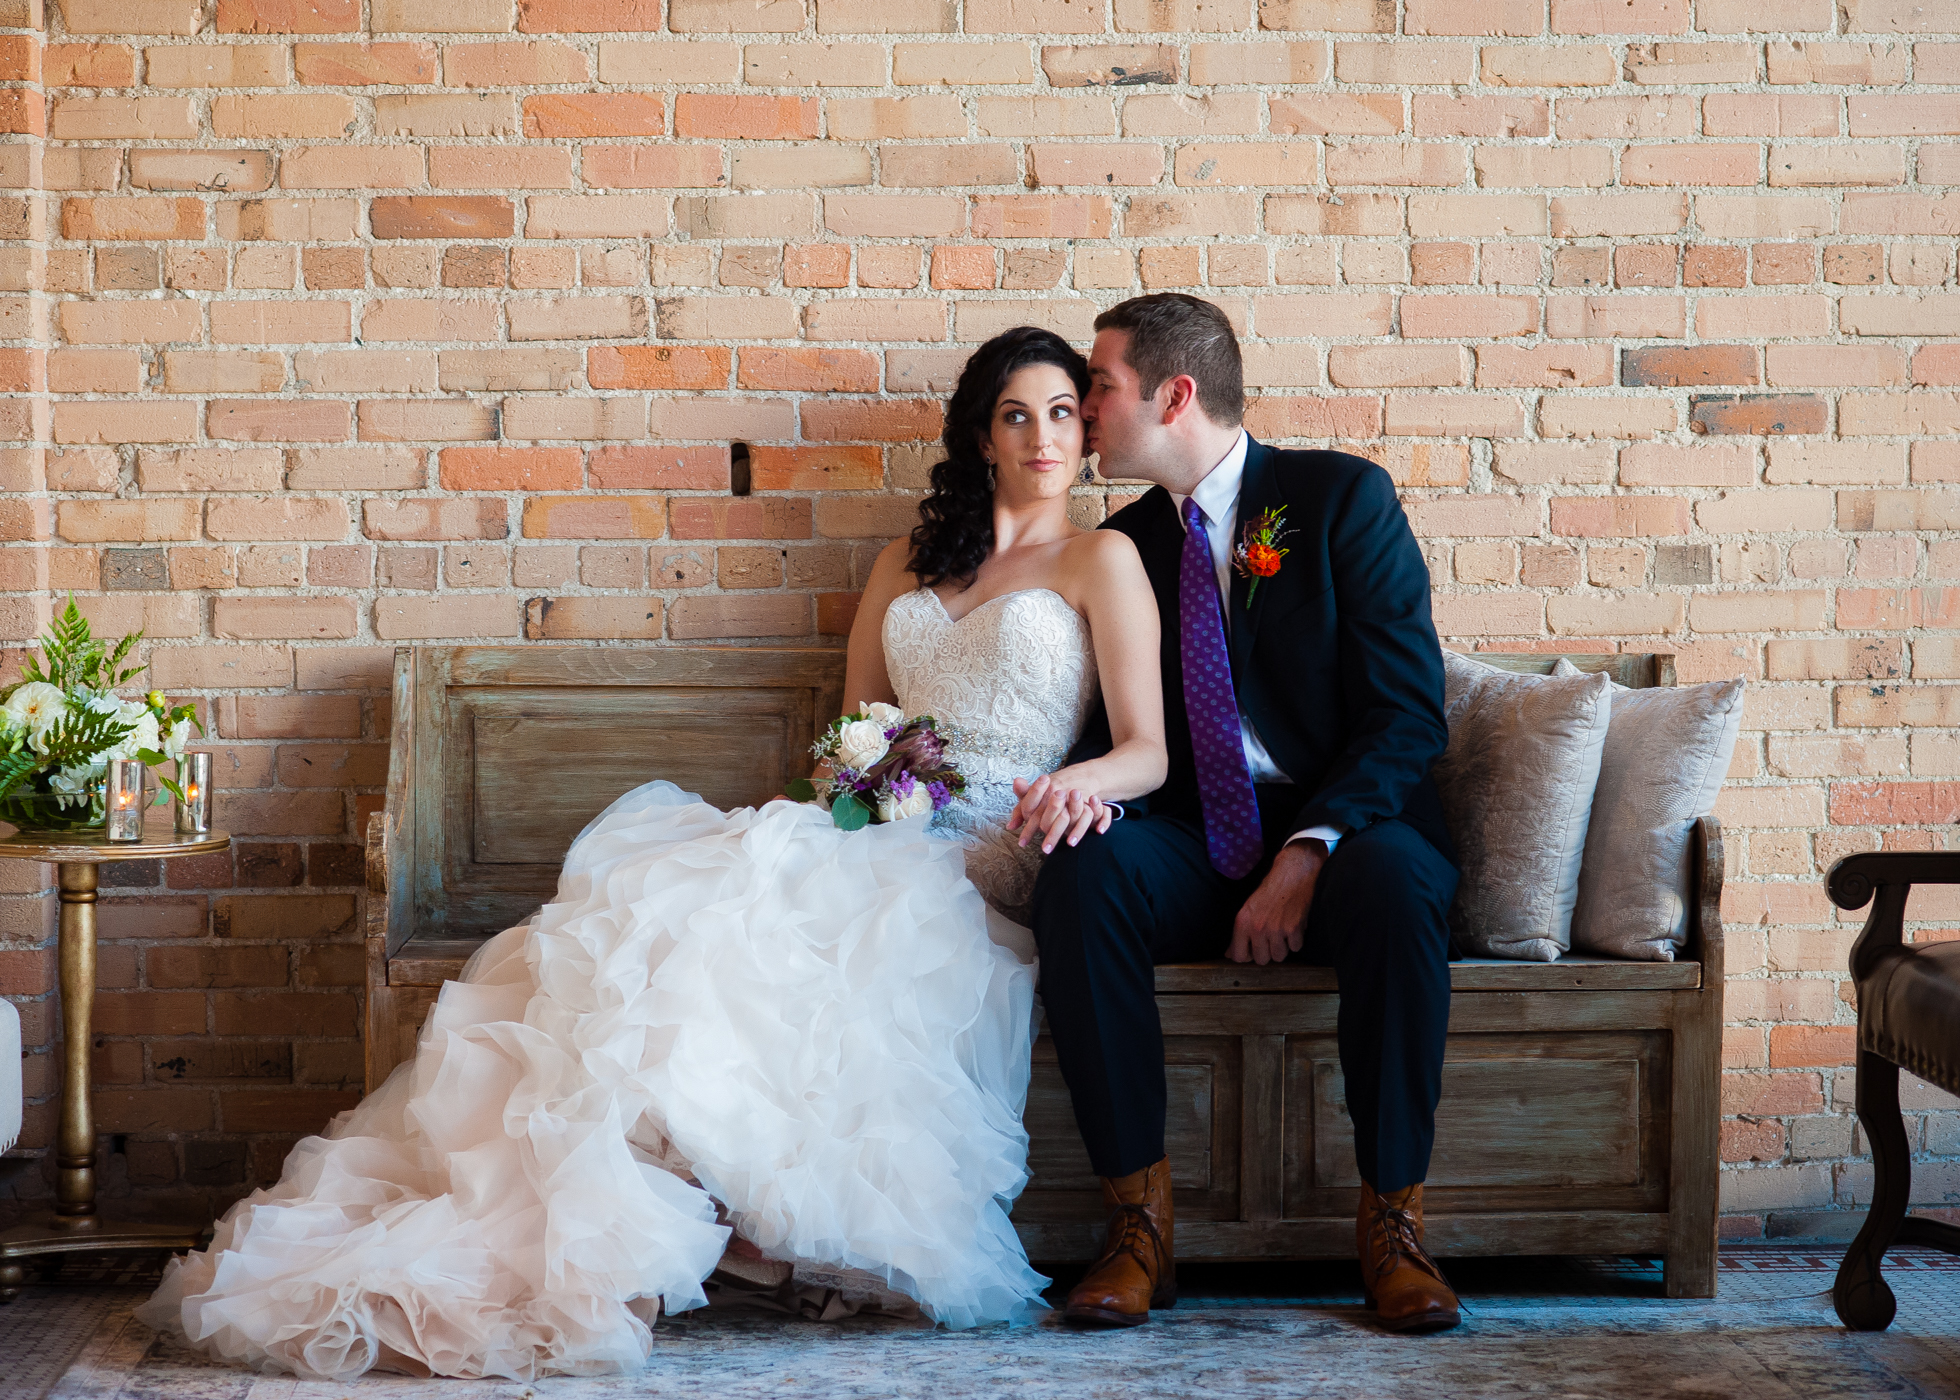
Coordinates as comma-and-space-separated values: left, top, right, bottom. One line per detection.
0, 820, 231, 863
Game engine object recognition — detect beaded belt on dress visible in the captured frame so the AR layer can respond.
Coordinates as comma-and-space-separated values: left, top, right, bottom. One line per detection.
936, 723, 1068, 776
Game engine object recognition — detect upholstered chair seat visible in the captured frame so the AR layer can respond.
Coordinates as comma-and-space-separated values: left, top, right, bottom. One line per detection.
1858, 939, 1960, 1095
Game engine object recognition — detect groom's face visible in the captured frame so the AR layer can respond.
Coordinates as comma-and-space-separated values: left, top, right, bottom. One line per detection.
1084, 329, 1161, 478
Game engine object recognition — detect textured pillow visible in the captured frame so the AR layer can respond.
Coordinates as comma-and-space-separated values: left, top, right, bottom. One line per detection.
1554, 658, 1745, 962
1435, 653, 1614, 962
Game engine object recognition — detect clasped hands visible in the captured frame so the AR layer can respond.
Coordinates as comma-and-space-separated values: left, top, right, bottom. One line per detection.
1006, 773, 1115, 854
1007, 783, 1331, 968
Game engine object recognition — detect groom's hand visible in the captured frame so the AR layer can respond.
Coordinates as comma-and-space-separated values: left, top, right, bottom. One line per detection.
1010, 774, 1108, 852
1228, 840, 1327, 966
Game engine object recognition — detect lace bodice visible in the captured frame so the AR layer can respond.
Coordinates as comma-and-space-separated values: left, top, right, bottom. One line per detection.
882, 587, 1098, 923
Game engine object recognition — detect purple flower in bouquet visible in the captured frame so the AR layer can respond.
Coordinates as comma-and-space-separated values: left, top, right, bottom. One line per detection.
886, 720, 946, 773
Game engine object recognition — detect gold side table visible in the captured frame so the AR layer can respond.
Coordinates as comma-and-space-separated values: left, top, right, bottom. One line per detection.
0, 818, 230, 1302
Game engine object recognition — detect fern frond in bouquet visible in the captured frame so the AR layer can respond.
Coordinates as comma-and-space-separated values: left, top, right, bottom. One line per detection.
787, 701, 966, 832
11, 595, 147, 697
0, 744, 36, 806
35, 704, 138, 772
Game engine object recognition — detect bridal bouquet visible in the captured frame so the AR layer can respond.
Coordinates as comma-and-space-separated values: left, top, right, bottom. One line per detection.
787, 701, 966, 832
0, 597, 204, 832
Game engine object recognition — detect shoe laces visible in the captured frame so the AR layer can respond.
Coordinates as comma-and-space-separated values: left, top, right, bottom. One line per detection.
1094, 1202, 1168, 1276
1367, 1198, 1449, 1290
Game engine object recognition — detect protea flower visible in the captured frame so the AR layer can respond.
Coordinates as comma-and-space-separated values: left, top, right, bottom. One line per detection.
884, 720, 946, 773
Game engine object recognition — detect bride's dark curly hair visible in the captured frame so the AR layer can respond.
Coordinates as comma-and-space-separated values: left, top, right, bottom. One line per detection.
908, 326, 1091, 589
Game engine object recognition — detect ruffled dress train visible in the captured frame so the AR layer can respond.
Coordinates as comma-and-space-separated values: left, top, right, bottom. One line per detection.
138, 585, 1099, 1380
139, 785, 1048, 1378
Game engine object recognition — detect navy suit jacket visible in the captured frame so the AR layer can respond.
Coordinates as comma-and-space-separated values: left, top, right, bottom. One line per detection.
1076, 436, 1454, 860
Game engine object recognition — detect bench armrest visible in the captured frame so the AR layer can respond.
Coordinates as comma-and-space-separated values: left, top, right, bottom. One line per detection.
1688, 815, 1725, 981
365, 810, 391, 958
1825, 850, 1960, 983
365, 809, 387, 897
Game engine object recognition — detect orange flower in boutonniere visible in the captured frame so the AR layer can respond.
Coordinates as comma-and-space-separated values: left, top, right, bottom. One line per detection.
1232, 506, 1293, 607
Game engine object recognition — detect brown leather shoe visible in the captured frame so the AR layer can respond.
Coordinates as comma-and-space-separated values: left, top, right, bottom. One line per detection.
1356, 1181, 1461, 1334
1063, 1156, 1176, 1328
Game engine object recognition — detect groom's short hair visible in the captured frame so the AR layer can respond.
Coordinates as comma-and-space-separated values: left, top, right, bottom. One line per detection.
1094, 294, 1245, 428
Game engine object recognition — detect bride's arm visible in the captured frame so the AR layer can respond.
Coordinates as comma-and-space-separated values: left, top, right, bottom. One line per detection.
1010, 530, 1167, 849
839, 538, 916, 715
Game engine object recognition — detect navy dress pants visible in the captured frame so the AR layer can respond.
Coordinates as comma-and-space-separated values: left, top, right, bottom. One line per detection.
1030, 787, 1458, 1193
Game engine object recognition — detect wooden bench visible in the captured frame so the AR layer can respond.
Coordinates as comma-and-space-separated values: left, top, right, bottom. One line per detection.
365, 645, 1723, 1298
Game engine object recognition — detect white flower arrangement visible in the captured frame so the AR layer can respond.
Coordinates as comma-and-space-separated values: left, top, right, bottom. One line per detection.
0, 596, 205, 830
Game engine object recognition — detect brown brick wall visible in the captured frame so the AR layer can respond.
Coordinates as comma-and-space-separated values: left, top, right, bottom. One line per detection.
3, 0, 1960, 1237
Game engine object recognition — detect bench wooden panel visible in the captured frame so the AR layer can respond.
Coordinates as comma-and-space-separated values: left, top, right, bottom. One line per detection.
364, 645, 1723, 1299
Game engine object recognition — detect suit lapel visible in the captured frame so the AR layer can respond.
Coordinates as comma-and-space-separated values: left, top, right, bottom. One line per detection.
1229, 436, 1285, 671
1127, 486, 1183, 594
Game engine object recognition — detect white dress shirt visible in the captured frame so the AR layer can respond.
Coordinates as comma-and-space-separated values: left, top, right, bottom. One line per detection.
1172, 430, 1343, 853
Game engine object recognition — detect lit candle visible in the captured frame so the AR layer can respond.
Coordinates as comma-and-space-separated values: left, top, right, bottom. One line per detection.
105, 758, 145, 842
174, 752, 212, 835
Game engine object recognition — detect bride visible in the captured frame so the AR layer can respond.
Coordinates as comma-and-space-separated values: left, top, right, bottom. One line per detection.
137, 326, 1167, 1380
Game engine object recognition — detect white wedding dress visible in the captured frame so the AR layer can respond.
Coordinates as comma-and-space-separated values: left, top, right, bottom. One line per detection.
138, 587, 1098, 1381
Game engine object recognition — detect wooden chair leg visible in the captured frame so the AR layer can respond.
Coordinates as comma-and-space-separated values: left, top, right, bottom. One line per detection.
1834, 1051, 1910, 1331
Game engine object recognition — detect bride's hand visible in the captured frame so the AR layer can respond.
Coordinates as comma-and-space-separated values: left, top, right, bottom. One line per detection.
1011, 776, 1113, 853
1008, 774, 1063, 840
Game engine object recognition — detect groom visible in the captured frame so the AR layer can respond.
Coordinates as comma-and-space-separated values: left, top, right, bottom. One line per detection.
1031, 295, 1462, 1334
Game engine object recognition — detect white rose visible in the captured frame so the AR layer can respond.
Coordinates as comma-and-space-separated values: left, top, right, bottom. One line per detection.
878, 785, 935, 823
106, 711, 161, 761
162, 721, 189, 760
835, 718, 891, 773
861, 701, 906, 729
4, 681, 67, 737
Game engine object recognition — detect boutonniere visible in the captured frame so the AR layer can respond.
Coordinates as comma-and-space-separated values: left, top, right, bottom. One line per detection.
1232, 507, 1292, 607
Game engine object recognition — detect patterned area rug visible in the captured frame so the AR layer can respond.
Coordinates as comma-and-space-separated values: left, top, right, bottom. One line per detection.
6, 1249, 1957, 1400
0, 1253, 165, 1400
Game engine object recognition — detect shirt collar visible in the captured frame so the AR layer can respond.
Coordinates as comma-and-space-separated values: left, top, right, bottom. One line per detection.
1180, 429, 1250, 530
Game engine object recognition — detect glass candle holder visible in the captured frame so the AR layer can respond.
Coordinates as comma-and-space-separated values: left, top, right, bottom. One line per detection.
105, 759, 146, 842
174, 752, 212, 835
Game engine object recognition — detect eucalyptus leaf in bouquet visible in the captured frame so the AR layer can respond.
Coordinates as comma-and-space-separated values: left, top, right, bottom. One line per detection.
0, 596, 205, 832
790, 701, 967, 832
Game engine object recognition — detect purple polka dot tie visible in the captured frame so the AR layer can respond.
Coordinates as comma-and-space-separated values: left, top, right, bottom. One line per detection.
1180, 497, 1263, 879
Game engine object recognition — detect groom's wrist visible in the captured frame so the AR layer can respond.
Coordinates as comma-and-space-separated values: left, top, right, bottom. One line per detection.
1284, 824, 1342, 855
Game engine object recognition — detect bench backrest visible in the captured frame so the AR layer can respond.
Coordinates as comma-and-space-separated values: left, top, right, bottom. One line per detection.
1464, 651, 1676, 688
382, 645, 846, 954
381, 645, 1671, 955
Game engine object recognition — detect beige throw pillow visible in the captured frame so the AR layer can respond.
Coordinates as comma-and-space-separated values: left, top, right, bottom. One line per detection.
1435, 653, 1613, 962
1554, 659, 1745, 961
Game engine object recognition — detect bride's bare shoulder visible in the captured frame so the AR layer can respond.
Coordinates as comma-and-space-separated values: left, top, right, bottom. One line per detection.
847, 541, 923, 653
1061, 527, 1146, 579
1052, 530, 1149, 622
867, 537, 922, 595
